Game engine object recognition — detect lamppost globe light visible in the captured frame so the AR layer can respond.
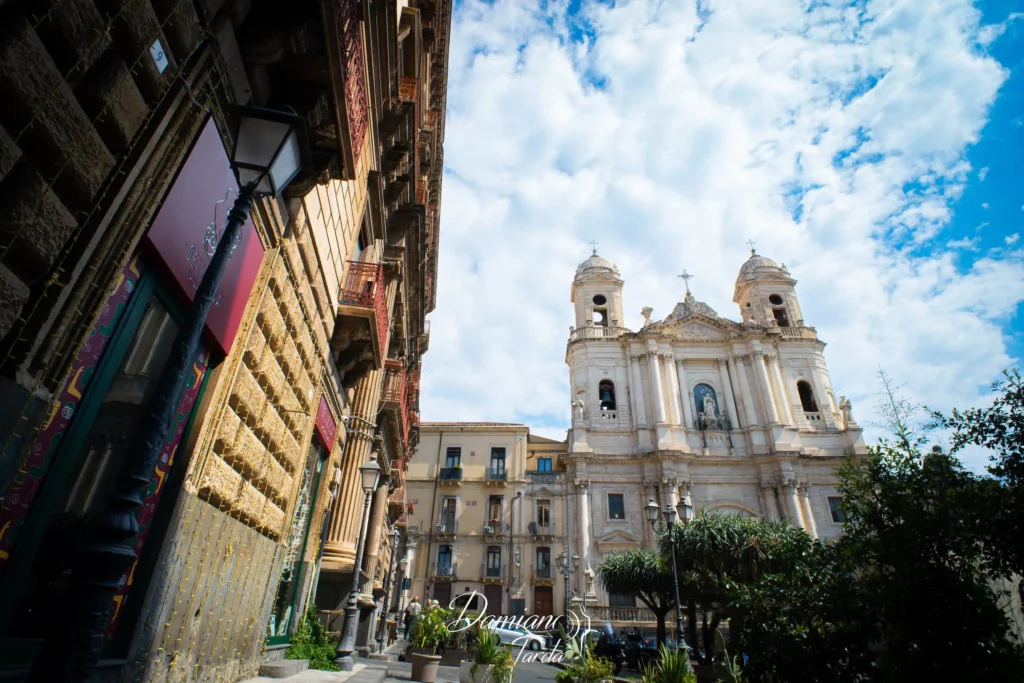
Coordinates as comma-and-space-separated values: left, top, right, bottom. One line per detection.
231, 106, 311, 196
663, 505, 678, 526
571, 553, 579, 569
360, 456, 381, 493
645, 498, 660, 525
399, 556, 409, 572
680, 500, 693, 523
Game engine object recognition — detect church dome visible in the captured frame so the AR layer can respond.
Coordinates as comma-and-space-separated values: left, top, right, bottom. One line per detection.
736, 251, 787, 284
575, 251, 620, 278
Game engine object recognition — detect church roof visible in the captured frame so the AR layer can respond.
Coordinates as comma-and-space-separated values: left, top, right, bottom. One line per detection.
665, 291, 718, 320
575, 251, 619, 278
735, 250, 791, 290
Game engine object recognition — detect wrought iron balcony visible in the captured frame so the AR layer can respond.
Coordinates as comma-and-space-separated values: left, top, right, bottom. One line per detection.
439, 467, 462, 481
485, 566, 502, 578
526, 471, 563, 483
534, 566, 552, 579
486, 468, 508, 481
696, 414, 731, 432
528, 521, 556, 538
334, 260, 388, 367
382, 359, 409, 445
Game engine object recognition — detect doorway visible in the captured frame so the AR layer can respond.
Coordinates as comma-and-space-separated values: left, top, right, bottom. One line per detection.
483, 585, 503, 616
534, 587, 553, 616
432, 582, 452, 607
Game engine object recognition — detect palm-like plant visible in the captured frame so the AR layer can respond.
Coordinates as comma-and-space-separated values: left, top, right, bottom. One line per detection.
596, 549, 676, 645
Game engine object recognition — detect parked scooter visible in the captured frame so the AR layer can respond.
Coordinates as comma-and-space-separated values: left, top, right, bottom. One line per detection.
594, 625, 625, 675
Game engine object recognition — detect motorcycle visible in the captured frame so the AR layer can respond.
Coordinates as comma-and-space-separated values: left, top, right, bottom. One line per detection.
594, 631, 626, 675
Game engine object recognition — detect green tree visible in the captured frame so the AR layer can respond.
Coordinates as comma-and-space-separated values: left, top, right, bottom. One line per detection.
931, 368, 1024, 575
834, 382, 1024, 680
596, 549, 676, 645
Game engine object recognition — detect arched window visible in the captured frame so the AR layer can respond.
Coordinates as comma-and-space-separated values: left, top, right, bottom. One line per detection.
797, 381, 818, 412
599, 380, 616, 410
693, 384, 719, 417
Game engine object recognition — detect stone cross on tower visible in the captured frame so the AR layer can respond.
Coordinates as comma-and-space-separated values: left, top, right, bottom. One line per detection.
747, 239, 757, 255
678, 270, 694, 295
589, 240, 599, 255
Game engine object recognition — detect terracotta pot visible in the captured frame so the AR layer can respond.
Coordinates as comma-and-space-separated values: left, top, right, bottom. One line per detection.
410, 651, 443, 683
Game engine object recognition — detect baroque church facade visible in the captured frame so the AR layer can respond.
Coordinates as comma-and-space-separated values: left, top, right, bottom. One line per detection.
564, 249, 867, 604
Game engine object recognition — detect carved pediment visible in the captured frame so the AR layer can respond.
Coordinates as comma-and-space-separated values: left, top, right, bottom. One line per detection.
595, 530, 641, 547
673, 322, 723, 340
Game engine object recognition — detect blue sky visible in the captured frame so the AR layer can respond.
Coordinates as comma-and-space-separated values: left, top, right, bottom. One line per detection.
424, 0, 1024, 470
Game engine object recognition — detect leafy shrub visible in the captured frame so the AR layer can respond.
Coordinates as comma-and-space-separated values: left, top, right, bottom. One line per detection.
555, 640, 615, 683
284, 608, 339, 671
639, 645, 695, 683
410, 604, 451, 652
470, 626, 515, 683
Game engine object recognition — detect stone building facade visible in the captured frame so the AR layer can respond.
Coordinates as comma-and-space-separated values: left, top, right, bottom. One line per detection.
565, 249, 866, 625
405, 424, 571, 618
0, 0, 449, 679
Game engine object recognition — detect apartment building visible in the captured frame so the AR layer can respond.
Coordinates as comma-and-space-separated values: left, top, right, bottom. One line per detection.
405, 424, 571, 618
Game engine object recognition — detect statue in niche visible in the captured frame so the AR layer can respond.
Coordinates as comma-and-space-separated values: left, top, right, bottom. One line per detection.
702, 394, 717, 418
572, 398, 586, 422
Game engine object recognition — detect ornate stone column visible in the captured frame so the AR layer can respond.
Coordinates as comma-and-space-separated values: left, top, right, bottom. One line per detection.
662, 477, 680, 510
401, 530, 419, 603
733, 356, 759, 427
575, 479, 592, 585
628, 354, 647, 426
647, 349, 668, 424
798, 483, 818, 538
360, 478, 391, 594
664, 352, 683, 425
676, 359, 694, 429
717, 358, 741, 429
781, 478, 805, 529
759, 480, 780, 519
753, 350, 780, 424
767, 352, 794, 426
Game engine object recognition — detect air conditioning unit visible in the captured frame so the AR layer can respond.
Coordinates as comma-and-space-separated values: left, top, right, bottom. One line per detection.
483, 525, 494, 534
435, 524, 446, 533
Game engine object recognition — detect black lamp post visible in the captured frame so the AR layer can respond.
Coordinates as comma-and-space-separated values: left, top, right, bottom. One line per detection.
32, 107, 309, 683
555, 548, 579, 640
336, 456, 382, 670
645, 497, 692, 659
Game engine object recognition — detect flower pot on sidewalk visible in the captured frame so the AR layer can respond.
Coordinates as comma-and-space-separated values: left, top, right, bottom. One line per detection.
460, 661, 493, 683
410, 651, 443, 683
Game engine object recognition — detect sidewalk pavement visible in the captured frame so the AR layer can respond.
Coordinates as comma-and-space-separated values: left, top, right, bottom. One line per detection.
238, 662, 389, 683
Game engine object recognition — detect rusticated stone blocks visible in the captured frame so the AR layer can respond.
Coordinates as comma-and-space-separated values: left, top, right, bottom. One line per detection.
0, 263, 30, 338
0, 18, 114, 210
76, 52, 148, 156
0, 164, 78, 284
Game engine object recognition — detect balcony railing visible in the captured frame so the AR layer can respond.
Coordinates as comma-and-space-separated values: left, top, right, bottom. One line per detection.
535, 566, 552, 579
433, 561, 457, 578
435, 519, 457, 534
485, 566, 502, 578
588, 606, 675, 624
483, 520, 503, 535
779, 326, 818, 340
486, 468, 508, 481
696, 414, 732, 432
439, 467, 462, 481
569, 325, 630, 342
382, 360, 409, 444
398, 76, 418, 104
528, 521, 556, 536
526, 471, 563, 483
339, 261, 388, 361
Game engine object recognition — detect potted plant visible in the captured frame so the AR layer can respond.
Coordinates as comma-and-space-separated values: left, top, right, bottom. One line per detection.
440, 618, 470, 666
408, 605, 450, 683
460, 626, 514, 683
554, 638, 616, 683
638, 644, 696, 683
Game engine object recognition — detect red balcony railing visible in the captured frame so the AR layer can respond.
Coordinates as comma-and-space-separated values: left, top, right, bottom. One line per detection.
339, 261, 388, 361
382, 360, 409, 444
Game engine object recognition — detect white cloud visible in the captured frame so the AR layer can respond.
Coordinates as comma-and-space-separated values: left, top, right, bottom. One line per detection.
423, 0, 1023, 469
947, 237, 980, 251
979, 167, 989, 181
1007, 234, 1020, 246
982, 202, 990, 208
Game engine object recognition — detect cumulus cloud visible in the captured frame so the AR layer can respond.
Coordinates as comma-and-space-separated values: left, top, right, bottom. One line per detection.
1008, 234, 1021, 246
423, 0, 1023, 468
947, 237, 980, 251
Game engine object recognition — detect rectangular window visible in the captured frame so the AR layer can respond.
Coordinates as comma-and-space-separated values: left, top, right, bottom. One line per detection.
827, 496, 846, 523
440, 497, 457, 529
445, 447, 461, 468
438, 545, 453, 573
486, 546, 502, 577
608, 493, 625, 520
537, 500, 551, 527
609, 591, 635, 608
487, 495, 503, 523
536, 547, 551, 577
537, 457, 552, 472
490, 447, 506, 472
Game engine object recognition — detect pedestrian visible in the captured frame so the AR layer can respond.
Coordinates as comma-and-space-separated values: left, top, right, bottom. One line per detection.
404, 596, 421, 640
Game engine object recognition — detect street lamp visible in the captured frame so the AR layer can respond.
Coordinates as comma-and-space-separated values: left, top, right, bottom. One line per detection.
555, 549, 580, 638
375, 527, 402, 651
336, 455, 382, 670
44, 106, 310, 683
646, 498, 689, 659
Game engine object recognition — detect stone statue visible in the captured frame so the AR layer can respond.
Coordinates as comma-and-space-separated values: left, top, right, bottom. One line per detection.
572, 398, 585, 422
702, 394, 717, 417
839, 396, 854, 424
641, 306, 653, 327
